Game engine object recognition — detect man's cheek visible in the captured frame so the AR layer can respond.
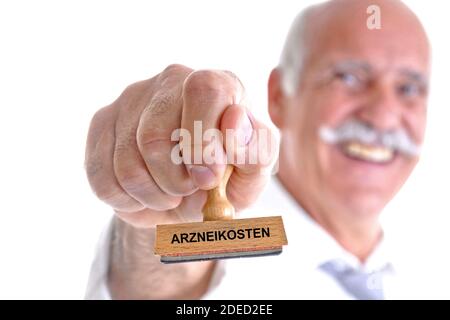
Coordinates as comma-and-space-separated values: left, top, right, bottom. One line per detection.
318, 99, 360, 127
403, 112, 427, 144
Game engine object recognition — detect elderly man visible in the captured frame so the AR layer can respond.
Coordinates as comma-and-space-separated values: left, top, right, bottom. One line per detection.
85, 0, 430, 299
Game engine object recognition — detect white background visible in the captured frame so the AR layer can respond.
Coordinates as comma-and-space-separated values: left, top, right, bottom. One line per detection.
0, 0, 449, 299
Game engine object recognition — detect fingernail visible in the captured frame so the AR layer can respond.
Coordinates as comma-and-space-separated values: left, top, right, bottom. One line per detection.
188, 165, 216, 188
237, 112, 253, 146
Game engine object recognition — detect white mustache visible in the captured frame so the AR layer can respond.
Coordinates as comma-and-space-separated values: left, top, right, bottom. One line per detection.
319, 119, 421, 157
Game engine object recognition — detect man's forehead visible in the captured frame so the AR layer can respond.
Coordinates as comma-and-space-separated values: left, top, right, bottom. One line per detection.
301, 1, 430, 77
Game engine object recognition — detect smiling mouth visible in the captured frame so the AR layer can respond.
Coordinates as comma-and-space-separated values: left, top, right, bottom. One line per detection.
340, 141, 396, 164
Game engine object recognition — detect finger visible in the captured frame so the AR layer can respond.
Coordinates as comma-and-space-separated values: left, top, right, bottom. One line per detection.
181, 70, 244, 189
137, 65, 197, 197
115, 190, 207, 228
113, 80, 183, 211
115, 207, 181, 229
85, 105, 144, 212
221, 105, 279, 211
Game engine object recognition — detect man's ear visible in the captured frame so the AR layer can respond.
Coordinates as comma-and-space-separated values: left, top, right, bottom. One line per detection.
268, 68, 286, 129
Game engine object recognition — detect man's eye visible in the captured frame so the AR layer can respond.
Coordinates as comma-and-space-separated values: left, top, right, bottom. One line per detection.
398, 83, 422, 97
335, 72, 360, 88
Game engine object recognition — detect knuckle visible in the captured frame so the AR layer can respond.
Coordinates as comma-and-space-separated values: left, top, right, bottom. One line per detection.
118, 80, 150, 110
89, 105, 114, 131
84, 162, 118, 203
91, 169, 143, 211
90, 179, 122, 204
122, 79, 147, 97
223, 70, 243, 86
146, 90, 177, 118
119, 175, 148, 194
85, 153, 103, 180
115, 123, 136, 152
136, 126, 165, 152
183, 70, 233, 98
120, 82, 140, 102
167, 180, 195, 196
114, 165, 147, 192
136, 128, 151, 150
95, 188, 120, 203
156, 197, 182, 211
158, 64, 193, 88
162, 63, 191, 76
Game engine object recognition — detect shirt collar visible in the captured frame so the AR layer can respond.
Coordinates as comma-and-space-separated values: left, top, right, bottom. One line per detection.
249, 176, 396, 274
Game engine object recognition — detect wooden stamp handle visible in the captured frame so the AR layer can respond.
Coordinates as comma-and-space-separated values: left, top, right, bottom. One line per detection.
202, 165, 235, 222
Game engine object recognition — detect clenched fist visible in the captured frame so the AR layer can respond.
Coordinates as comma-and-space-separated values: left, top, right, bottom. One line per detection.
85, 65, 277, 228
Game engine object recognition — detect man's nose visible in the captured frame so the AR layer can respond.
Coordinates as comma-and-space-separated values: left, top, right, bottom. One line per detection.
355, 81, 401, 131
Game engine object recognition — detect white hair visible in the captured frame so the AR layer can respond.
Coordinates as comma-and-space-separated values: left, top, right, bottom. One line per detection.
278, 8, 314, 96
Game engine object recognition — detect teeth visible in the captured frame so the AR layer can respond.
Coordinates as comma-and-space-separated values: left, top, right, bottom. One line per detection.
343, 142, 394, 163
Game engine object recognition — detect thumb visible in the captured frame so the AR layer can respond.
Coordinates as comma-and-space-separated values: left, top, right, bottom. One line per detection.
220, 104, 279, 210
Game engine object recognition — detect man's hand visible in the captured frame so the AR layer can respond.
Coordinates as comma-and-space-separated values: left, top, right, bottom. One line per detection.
84, 65, 277, 299
86, 64, 276, 228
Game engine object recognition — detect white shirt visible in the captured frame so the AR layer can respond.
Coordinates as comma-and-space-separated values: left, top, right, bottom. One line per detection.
85, 177, 436, 299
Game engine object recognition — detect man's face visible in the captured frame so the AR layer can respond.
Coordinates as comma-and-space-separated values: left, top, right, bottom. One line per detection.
275, 2, 430, 218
